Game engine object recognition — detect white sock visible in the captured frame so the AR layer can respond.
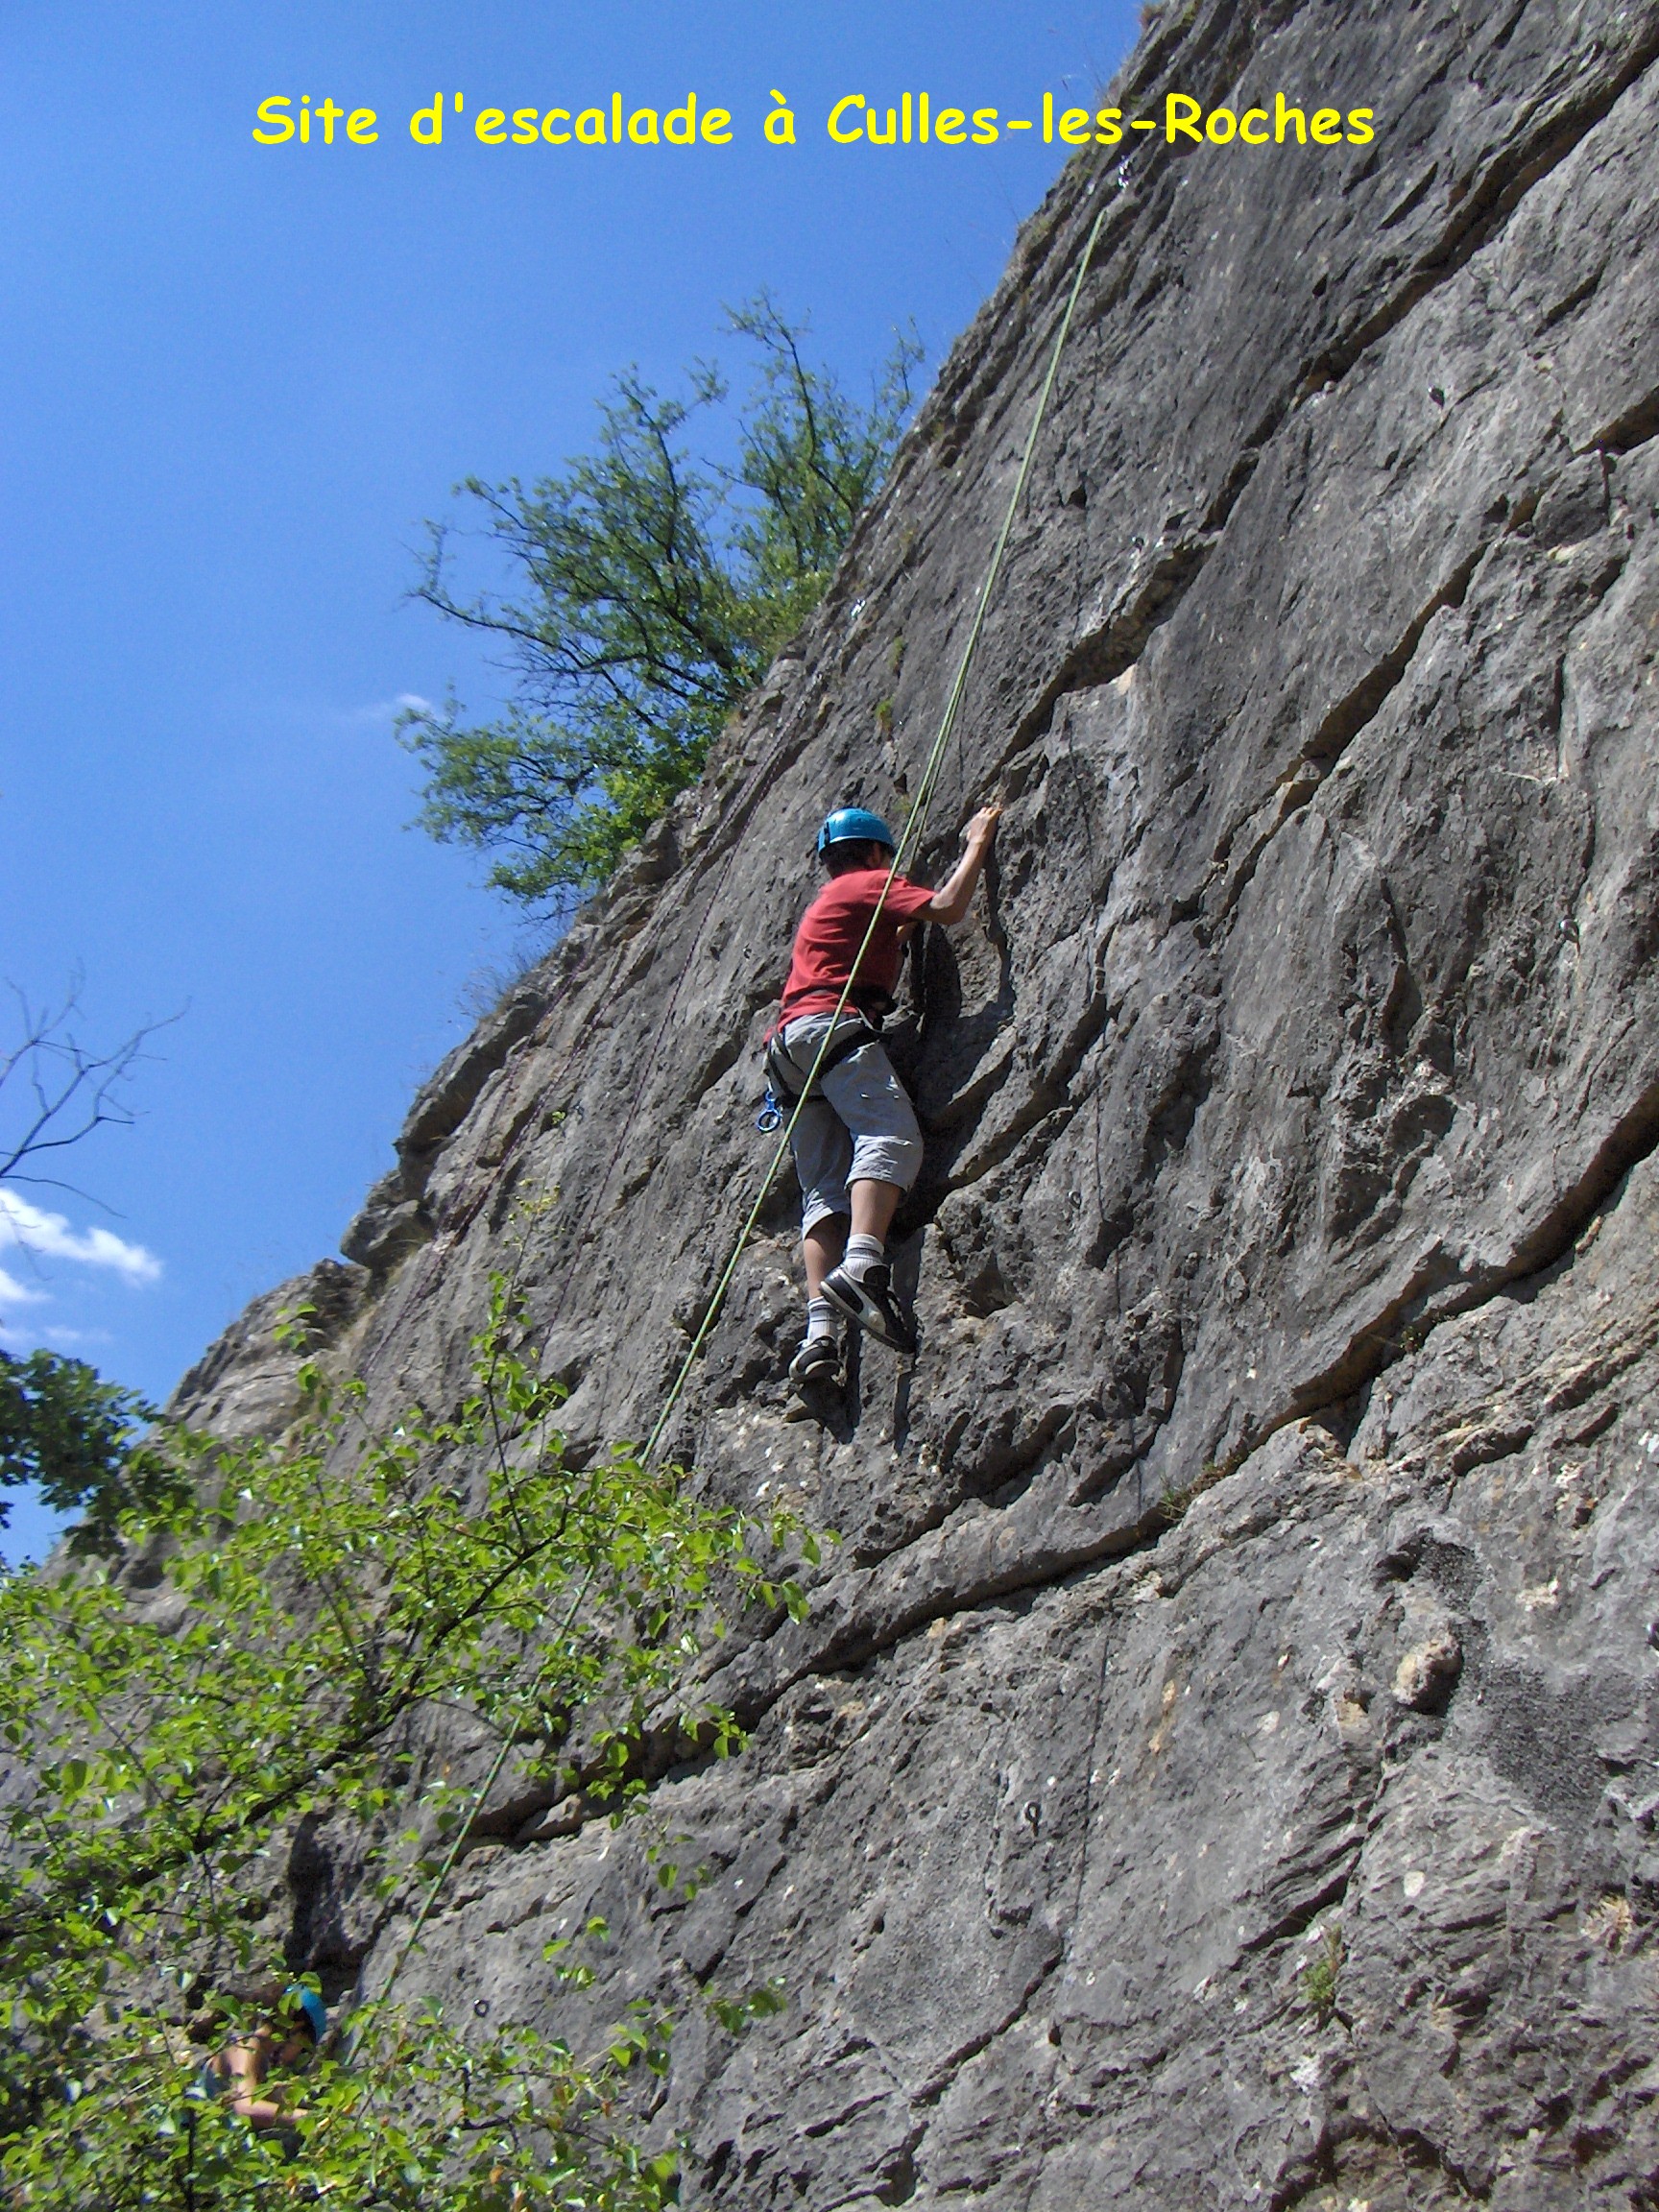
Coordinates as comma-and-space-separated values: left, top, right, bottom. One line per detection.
844, 1233, 885, 1279
805, 1297, 836, 1341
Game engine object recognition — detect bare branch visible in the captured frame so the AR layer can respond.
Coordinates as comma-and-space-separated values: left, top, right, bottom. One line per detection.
0, 978, 180, 1200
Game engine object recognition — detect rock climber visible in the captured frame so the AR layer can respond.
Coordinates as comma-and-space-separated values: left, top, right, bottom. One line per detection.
768, 801, 1000, 1391
192, 1978, 326, 2134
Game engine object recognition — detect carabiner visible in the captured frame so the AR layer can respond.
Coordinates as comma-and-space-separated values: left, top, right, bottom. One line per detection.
755, 1089, 784, 1135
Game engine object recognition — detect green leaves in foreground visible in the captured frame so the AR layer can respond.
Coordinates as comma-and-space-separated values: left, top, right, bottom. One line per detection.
3, 2000, 687, 2212
0, 1278, 816, 2208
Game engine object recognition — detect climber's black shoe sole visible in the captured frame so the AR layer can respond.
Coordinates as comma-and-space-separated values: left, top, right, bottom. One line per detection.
820, 1262, 917, 1358
789, 1337, 842, 1391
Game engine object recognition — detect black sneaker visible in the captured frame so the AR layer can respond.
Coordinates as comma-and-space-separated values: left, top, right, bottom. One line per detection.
820, 1261, 917, 1357
789, 1335, 841, 1390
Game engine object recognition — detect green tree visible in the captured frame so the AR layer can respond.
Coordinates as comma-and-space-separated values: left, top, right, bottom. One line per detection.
0, 982, 180, 1553
403, 296, 922, 908
0, 1280, 807, 2208
0, 1348, 180, 1554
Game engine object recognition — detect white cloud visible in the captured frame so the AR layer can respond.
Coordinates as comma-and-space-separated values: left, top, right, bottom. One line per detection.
0, 1266, 46, 1307
345, 692, 433, 730
0, 1190, 161, 1285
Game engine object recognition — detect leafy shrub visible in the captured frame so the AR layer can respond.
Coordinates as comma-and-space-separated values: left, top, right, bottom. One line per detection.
0, 1280, 813, 2207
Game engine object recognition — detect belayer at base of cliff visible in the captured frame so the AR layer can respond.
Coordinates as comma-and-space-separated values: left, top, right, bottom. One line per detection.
764, 802, 1000, 1393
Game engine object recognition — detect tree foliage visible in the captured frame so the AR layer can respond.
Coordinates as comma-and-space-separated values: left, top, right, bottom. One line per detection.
403, 296, 922, 907
0, 979, 181, 1551
0, 1280, 808, 2207
0, 1348, 178, 1553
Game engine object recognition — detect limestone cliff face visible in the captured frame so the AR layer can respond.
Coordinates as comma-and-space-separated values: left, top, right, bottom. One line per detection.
179, 0, 1659, 2200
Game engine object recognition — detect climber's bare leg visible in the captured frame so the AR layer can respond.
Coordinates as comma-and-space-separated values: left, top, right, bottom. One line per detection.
804, 1183, 900, 1296
804, 1215, 847, 1301
850, 1178, 902, 1247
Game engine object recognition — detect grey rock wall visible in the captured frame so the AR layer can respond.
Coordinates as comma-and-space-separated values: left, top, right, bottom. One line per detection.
177, 0, 1659, 2199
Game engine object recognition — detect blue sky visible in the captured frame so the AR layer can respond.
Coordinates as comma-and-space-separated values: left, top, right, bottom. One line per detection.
0, 1, 1137, 1556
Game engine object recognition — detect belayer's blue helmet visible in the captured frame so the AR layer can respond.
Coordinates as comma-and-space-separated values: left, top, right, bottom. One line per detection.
281, 1985, 327, 2043
817, 806, 898, 857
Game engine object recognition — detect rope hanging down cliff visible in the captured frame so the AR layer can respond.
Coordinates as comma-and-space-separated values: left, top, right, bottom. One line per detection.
371, 189, 1109, 2037
641, 194, 1110, 1467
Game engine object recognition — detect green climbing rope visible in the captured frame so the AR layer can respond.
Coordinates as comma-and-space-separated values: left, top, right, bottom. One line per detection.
371, 193, 1110, 2032
641, 195, 1109, 1467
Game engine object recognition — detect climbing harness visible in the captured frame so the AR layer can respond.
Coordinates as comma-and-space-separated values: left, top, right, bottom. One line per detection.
639, 193, 1110, 1468
761, 1014, 884, 1114
756, 1019, 880, 1130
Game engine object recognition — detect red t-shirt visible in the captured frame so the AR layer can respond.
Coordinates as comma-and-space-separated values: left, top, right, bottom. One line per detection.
778, 867, 935, 1024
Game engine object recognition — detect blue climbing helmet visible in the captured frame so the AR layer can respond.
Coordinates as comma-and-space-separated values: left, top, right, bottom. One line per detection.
281, 1984, 327, 2043
817, 806, 898, 858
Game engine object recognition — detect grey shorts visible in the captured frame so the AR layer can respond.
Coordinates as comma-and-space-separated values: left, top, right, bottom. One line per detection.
774, 1014, 925, 1234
